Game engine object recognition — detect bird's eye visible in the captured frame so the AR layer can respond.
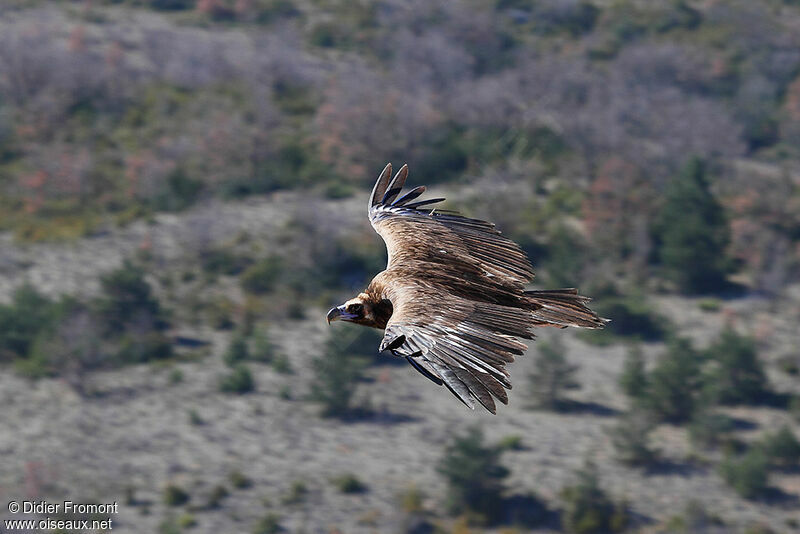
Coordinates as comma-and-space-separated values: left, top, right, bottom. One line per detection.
347, 303, 363, 314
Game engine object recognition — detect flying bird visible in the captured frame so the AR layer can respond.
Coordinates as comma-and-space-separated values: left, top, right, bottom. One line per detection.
326, 163, 606, 414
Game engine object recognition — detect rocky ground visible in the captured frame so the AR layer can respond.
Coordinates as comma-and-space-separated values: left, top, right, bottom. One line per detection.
0, 192, 798, 534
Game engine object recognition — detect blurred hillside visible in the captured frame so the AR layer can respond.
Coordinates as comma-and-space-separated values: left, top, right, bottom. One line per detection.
0, 1, 799, 533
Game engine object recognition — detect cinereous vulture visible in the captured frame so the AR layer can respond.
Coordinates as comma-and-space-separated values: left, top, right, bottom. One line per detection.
327, 164, 606, 413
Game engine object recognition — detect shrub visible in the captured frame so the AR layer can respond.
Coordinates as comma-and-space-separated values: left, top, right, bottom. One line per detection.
560, 460, 627, 534
702, 328, 768, 405
240, 256, 283, 295
759, 426, 800, 468
619, 344, 648, 402
688, 412, 736, 450
163, 485, 190, 507
188, 410, 204, 426
590, 295, 668, 342
150, 168, 203, 212
177, 514, 196, 529
201, 248, 251, 276
271, 353, 293, 374
224, 335, 250, 367
96, 261, 164, 335
651, 158, 731, 294
116, 331, 173, 364
0, 284, 58, 360
645, 337, 702, 424
253, 513, 282, 534
664, 502, 724, 533
251, 328, 276, 363
205, 485, 228, 509
719, 448, 770, 499
609, 411, 660, 468
542, 225, 588, 289
399, 484, 425, 513
332, 474, 367, 494
229, 470, 252, 489
309, 333, 368, 417
534, 1, 600, 37
205, 297, 235, 330
18, 301, 106, 389
149, 0, 194, 10
281, 481, 307, 505
528, 338, 579, 411
497, 435, 525, 451
436, 426, 509, 522
698, 298, 722, 312
579, 294, 669, 345
218, 365, 255, 394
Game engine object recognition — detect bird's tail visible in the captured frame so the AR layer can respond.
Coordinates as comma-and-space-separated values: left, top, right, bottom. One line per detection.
524, 288, 607, 329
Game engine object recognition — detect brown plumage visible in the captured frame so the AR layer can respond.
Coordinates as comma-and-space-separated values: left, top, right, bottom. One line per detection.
326, 163, 607, 414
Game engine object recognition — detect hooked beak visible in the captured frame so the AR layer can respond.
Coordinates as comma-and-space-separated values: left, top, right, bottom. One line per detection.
326, 306, 356, 324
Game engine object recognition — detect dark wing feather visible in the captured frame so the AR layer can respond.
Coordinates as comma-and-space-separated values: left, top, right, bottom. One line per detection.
379, 290, 529, 414
369, 163, 393, 208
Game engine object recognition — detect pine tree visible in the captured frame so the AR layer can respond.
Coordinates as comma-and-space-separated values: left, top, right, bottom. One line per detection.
310, 331, 368, 418
652, 158, 731, 293
619, 344, 648, 403
529, 337, 579, 411
702, 328, 768, 405
436, 426, 509, 521
646, 337, 702, 424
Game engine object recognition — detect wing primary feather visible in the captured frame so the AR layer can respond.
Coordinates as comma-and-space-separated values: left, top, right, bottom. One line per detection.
405, 198, 446, 209
392, 186, 426, 206
381, 164, 409, 204
369, 163, 392, 208
406, 356, 443, 385
381, 187, 403, 205
432, 363, 476, 409
451, 367, 496, 414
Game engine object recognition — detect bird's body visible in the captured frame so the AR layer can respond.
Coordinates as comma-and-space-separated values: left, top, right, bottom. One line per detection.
327, 163, 606, 413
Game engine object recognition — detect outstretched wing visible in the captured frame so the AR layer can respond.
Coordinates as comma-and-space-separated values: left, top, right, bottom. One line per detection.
367, 163, 603, 413
369, 163, 535, 300
367, 163, 539, 413
378, 282, 534, 414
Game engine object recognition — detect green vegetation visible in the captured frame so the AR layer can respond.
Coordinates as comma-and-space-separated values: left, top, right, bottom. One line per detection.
218, 365, 255, 394
223, 335, 250, 367
205, 485, 229, 509
759, 426, 800, 468
97, 261, 165, 334
281, 480, 308, 505
252, 513, 282, 534
436, 426, 509, 522
0, 284, 59, 361
651, 158, 731, 294
0, 261, 174, 384
240, 256, 283, 295
528, 337, 579, 411
688, 412, 736, 450
609, 411, 660, 468
702, 328, 768, 405
618, 345, 648, 403
331, 473, 367, 494
560, 460, 628, 534
645, 338, 702, 424
309, 331, 369, 417
228, 470, 252, 489
163, 485, 190, 507
719, 448, 770, 499
583, 294, 668, 343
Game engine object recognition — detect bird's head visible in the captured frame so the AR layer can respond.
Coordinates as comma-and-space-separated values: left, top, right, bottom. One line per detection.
326, 293, 391, 329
